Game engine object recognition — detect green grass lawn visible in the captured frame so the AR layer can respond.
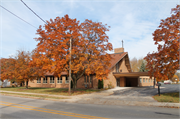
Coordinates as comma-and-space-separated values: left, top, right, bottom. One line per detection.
153, 92, 179, 103
0, 87, 101, 96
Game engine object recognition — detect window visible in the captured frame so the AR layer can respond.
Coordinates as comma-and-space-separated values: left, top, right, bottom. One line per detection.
90, 75, 93, 83
87, 76, 89, 83
149, 78, 150, 82
116, 62, 120, 72
84, 75, 86, 83
43, 77, 47, 83
37, 78, 41, 84
65, 76, 69, 84
84, 75, 93, 84
143, 78, 145, 82
140, 78, 142, 83
57, 77, 62, 83
146, 78, 148, 82
50, 76, 54, 83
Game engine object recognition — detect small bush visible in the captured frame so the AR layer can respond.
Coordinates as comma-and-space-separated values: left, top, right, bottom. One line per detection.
98, 79, 104, 89
107, 81, 113, 89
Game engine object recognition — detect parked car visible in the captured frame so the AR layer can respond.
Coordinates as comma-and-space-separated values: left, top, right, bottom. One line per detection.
164, 80, 172, 84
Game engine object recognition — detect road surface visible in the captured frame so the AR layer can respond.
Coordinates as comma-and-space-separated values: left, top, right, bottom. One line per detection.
0, 95, 179, 119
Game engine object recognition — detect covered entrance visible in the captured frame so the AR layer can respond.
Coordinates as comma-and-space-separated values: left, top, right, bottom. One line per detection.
116, 78, 120, 87
113, 72, 150, 87
125, 78, 138, 87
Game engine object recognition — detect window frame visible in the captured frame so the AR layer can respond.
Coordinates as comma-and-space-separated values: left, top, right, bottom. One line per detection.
90, 75, 93, 84
87, 76, 89, 84
37, 77, 41, 84
57, 77, 62, 84
65, 76, 69, 84
139, 78, 142, 83
116, 62, 120, 72
50, 76, 54, 84
43, 77, 47, 84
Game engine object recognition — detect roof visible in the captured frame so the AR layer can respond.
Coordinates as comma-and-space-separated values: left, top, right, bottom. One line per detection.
109, 52, 128, 69
45, 71, 67, 76
44, 52, 131, 76
113, 72, 150, 78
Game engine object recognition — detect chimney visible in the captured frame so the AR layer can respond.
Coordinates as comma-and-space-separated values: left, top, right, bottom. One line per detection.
114, 48, 124, 53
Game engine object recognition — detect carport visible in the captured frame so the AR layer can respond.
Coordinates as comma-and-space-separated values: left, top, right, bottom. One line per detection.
113, 72, 150, 87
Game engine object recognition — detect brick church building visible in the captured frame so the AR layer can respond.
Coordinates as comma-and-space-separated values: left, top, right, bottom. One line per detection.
28, 47, 155, 89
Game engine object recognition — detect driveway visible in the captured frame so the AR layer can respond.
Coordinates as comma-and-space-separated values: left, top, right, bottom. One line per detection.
112, 84, 180, 96
72, 84, 179, 106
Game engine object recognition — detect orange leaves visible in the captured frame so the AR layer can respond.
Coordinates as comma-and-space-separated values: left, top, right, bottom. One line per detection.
144, 5, 180, 81
33, 14, 113, 84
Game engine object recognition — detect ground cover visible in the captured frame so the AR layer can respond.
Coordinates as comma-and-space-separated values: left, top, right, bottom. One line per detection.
0, 92, 69, 99
153, 92, 179, 103
0, 87, 100, 96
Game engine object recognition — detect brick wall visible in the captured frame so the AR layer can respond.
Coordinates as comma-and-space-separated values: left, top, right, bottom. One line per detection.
138, 76, 155, 87
28, 76, 69, 88
76, 75, 98, 89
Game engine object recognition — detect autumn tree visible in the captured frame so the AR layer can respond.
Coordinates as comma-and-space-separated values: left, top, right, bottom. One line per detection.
172, 74, 179, 83
130, 57, 145, 72
33, 15, 113, 90
144, 5, 180, 81
1, 50, 43, 88
0, 58, 16, 81
176, 72, 180, 78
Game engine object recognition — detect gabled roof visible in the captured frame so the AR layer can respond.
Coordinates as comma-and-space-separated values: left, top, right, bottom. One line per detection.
109, 52, 132, 72
109, 52, 127, 69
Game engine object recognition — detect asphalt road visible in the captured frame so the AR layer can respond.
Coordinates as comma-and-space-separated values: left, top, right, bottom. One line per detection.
113, 84, 180, 96
0, 95, 179, 119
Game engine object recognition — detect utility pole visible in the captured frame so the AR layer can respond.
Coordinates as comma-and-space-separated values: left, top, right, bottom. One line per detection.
69, 38, 72, 94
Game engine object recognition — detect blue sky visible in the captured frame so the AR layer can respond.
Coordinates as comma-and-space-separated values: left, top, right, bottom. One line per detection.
0, 0, 179, 59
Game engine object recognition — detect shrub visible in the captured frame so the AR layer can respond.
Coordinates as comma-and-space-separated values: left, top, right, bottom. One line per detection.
98, 79, 104, 89
108, 81, 113, 89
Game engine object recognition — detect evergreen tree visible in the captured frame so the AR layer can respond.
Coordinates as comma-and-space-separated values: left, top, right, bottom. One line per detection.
139, 61, 148, 72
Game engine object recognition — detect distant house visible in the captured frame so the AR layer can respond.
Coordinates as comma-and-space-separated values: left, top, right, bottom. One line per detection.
27, 47, 155, 88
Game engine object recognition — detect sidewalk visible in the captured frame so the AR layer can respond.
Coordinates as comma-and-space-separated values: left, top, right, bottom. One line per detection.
0, 88, 179, 108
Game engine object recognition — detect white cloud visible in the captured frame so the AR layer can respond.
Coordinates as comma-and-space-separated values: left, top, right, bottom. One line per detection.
0, 0, 179, 59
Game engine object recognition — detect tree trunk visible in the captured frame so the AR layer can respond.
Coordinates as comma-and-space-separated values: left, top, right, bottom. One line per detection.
73, 79, 77, 91
26, 81, 28, 89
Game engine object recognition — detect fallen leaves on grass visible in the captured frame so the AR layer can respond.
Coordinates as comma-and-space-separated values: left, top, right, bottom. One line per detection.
153, 92, 179, 103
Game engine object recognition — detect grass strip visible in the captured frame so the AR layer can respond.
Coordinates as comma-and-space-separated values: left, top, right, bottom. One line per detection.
153, 92, 179, 103
0, 92, 69, 100
0, 87, 101, 96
